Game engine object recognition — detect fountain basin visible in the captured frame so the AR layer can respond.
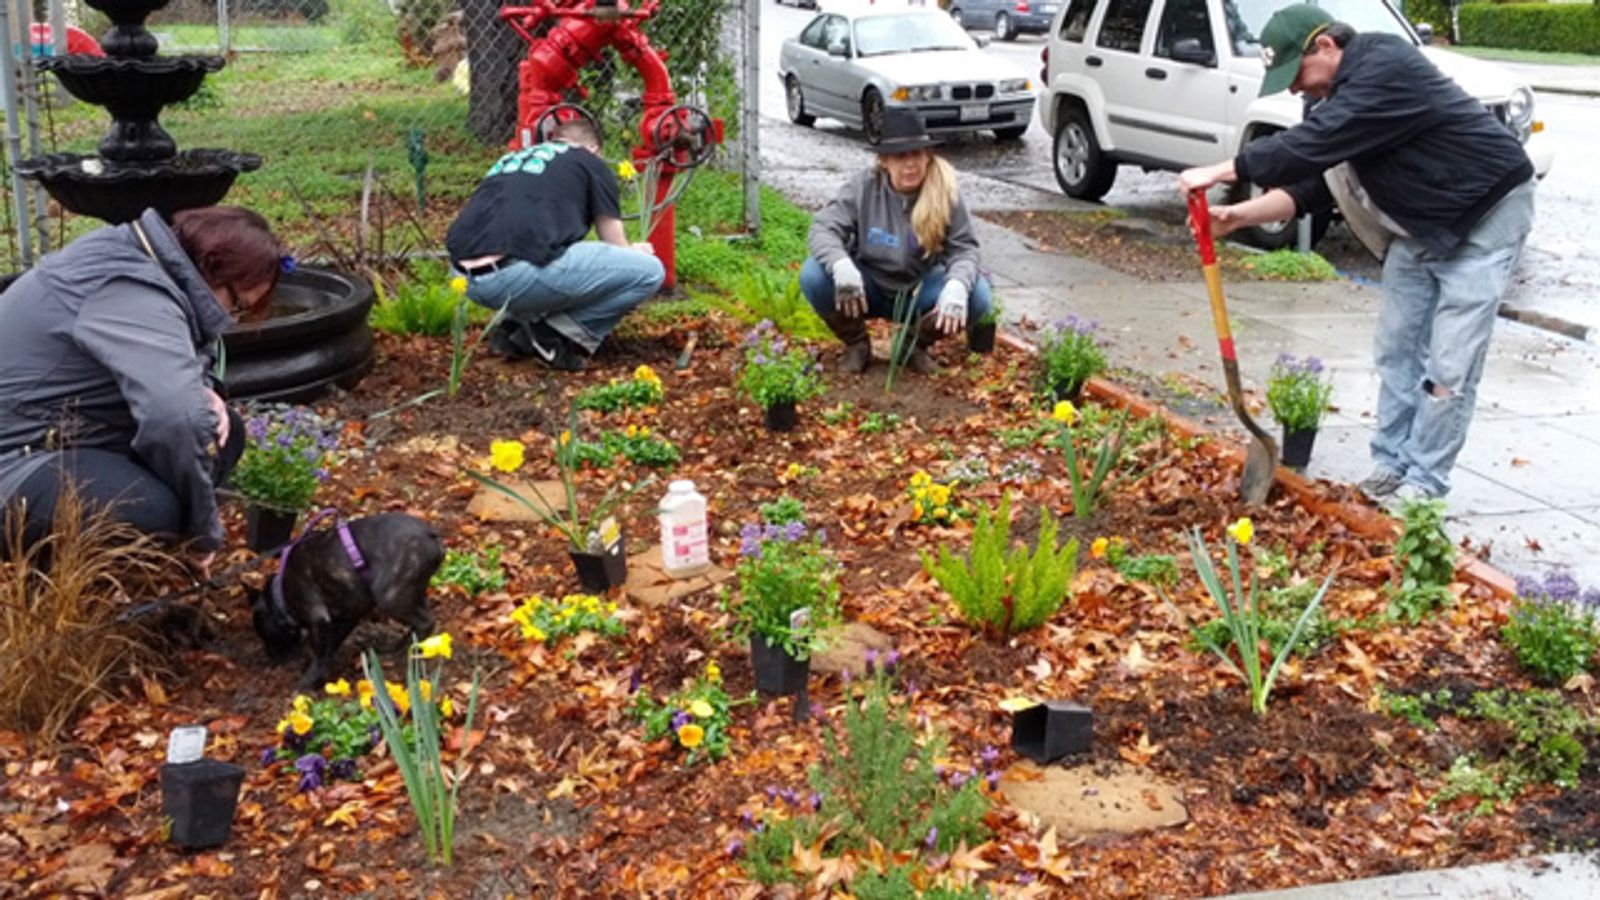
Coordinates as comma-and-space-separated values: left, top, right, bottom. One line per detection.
223, 266, 376, 403
14, 149, 262, 224
41, 56, 221, 122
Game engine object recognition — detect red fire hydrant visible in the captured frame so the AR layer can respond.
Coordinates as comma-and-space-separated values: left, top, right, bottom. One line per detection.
499, 0, 723, 289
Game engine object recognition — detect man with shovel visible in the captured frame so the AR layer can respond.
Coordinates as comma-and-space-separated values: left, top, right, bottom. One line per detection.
1177, 4, 1535, 502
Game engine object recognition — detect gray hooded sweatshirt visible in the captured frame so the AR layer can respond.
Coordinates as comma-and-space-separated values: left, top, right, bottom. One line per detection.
0, 209, 232, 549
808, 167, 981, 295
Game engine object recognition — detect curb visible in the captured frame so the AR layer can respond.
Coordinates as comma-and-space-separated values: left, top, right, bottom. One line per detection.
1532, 83, 1600, 98
996, 331, 1517, 600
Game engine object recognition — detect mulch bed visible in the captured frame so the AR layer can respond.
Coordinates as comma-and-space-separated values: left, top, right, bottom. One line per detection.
3, 309, 1595, 898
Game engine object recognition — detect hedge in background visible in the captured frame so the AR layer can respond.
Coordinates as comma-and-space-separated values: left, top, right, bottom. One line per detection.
1405, 0, 1453, 40
1458, 3, 1600, 54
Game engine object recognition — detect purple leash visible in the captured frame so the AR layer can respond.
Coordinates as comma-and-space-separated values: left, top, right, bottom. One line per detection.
268, 508, 370, 623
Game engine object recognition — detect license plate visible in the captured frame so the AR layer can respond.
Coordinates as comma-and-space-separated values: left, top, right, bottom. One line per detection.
959, 103, 988, 123
1040, 4, 1058, 11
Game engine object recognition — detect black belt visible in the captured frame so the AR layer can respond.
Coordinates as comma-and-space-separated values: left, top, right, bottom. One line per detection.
458, 257, 513, 277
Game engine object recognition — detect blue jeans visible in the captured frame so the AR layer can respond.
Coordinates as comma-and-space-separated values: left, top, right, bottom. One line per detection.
461, 242, 664, 353
798, 256, 993, 324
1370, 179, 1536, 496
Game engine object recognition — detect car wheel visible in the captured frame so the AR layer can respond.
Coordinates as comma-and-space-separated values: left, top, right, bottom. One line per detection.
994, 125, 1028, 141
862, 89, 886, 145
1229, 129, 1320, 250
786, 76, 815, 127
995, 12, 1016, 41
1052, 106, 1115, 200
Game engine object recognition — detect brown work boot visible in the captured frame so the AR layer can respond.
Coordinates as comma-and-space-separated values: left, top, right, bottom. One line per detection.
823, 313, 873, 374
903, 313, 944, 375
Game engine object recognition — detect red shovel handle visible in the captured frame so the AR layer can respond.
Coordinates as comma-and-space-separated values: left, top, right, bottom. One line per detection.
1186, 190, 1217, 266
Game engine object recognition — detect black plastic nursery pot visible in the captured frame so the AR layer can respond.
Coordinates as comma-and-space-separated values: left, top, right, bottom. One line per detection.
968, 321, 997, 354
1280, 427, 1319, 470
570, 535, 628, 592
1011, 700, 1093, 765
161, 759, 246, 849
1049, 380, 1085, 406
749, 634, 809, 696
763, 402, 798, 432
245, 506, 298, 554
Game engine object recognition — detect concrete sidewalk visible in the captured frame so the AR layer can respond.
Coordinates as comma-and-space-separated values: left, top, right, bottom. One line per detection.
975, 204, 1600, 588
1223, 851, 1600, 899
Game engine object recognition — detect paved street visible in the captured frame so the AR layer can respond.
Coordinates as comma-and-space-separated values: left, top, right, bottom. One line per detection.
757, 0, 1600, 338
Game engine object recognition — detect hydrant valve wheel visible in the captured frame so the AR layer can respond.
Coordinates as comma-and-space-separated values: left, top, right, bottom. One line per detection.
533, 104, 602, 145
651, 105, 717, 169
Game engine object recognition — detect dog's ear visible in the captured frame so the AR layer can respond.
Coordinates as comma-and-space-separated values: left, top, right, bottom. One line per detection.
250, 589, 302, 659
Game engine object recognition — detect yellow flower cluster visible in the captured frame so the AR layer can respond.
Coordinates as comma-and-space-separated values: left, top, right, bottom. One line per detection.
633, 364, 661, 389
490, 439, 525, 474
625, 423, 652, 439
676, 723, 704, 748
510, 592, 619, 644
907, 470, 955, 524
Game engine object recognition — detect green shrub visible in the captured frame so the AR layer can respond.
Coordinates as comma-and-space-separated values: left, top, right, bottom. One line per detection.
1244, 250, 1338, 282
430, 545, 506, 597
921, 493, 1078, 636
1501, 574, 1598, 684
1404, 0, 1454, 39
758, 496, 805, 526
329, 0, 396, 45
1458, 3, 1600, 54
1387, 498, 1455, 622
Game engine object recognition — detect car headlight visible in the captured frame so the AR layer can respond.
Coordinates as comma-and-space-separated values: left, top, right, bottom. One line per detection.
1507, 86, 1534, 128
891, 85, 942, 102
1000, 78, 1032, 94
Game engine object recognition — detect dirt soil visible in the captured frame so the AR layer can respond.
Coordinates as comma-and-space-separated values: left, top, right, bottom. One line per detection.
3, 309, 1595, 898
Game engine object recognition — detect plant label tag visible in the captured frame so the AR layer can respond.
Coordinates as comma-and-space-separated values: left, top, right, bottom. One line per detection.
790, 607, 811, 631
166, 725, 208, 764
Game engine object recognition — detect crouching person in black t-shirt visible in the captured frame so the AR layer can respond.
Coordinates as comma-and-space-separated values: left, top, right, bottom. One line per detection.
445, 119, 665, 371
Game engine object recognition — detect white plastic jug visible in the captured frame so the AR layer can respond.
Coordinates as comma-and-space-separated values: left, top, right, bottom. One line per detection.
659, 479, 709, 578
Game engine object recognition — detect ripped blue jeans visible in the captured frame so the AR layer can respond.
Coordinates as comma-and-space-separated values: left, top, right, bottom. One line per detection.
1370, 179, 1535, 496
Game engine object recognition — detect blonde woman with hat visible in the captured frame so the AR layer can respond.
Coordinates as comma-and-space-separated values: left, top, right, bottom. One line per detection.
1178, 3, 1535, 504
801, 107, 993, 375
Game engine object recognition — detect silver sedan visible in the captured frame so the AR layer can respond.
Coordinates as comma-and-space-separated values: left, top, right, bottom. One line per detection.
777, 7, 1037, 145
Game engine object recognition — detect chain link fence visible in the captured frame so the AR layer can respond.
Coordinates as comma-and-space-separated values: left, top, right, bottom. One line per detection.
0, 0, 759, 270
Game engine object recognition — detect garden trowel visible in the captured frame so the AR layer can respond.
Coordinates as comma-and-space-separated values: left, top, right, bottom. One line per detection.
1185, 190, 1277, 505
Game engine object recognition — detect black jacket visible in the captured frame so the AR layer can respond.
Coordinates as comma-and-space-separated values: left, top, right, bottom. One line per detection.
1235, 33, 1533, 258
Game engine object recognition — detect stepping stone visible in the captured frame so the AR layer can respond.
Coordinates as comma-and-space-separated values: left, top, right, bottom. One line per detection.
811, 622, 895, 676
1000, 761, 1187, 839
467, 479, 564, 522
623, 543, 733, 607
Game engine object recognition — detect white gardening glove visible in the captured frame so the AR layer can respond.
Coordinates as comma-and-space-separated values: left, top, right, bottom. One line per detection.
832, 258, 867, 319
933, 280, 969, 336
204, 388, 230, 447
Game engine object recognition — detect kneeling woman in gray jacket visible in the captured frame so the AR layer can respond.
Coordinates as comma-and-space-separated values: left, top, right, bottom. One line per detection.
0, 206, 284, 572
801, 108, 993, 374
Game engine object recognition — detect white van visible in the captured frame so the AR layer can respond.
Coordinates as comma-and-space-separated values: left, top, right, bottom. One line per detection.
1039, 0, 1554, 248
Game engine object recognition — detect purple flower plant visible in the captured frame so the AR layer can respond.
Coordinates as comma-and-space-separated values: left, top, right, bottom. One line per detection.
295, 753, 327, 793
924, 826, 939, 849
259, 746, 278, 767
726, 838, 745, 858
329, 758, 358, 782
980, 745, 1000, 767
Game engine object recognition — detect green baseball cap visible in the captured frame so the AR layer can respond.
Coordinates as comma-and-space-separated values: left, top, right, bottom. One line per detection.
1258, 4, 1336, 96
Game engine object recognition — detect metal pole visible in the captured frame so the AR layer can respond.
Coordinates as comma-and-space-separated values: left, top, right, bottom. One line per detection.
741, 0, 760, 235
17, 0, 48, 252
48, 0, 64, 56
217, 0, 229, 55
1296, 213, 1311, 253
0, 0, 33, 265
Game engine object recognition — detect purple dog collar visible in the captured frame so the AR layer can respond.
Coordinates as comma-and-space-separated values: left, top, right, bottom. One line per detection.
268, 509, 369, 622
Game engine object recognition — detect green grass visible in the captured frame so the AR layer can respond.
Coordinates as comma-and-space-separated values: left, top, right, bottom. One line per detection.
154, 24, 344, 53
1450, 45, 1600, 67
1239, 249, 1339, 282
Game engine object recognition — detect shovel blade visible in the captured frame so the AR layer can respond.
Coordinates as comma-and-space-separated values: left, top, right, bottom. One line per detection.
1241, 435, 1278, 505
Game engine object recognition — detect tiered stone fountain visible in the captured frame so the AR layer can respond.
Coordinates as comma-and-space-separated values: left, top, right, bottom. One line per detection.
16, 0, 374, 402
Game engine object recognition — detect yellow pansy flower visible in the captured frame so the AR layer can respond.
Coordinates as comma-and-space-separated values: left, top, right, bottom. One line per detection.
690, 699, 715, 719
928, 484, 951, 506
616, 159, 638, 180
524, 625, 547, 643
440, 697, 455, 718
288, 710, 314, 736
559, 430, 572, 446
910, 470, 933, 488
634, 364, 661, 386
783, 463, 804, 480
292, 694, 312, 715
1227, 517, 1254, 545
1090, 537, 1109, 559
676, 723, 705, 748
1052, 400, 1078, 425
386, 681, 411, 715
705, 661, 722, 684
489, 439, 525, 474
912, 501, 925, 521
449, 276, 468, 295
357, 679, 375, 710
418, 633, 453, 659
275, 718, 289, 735
626, 424, 639, 438
324, 678, 351, 697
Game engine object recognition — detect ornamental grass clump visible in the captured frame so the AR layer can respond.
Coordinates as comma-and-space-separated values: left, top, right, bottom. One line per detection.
1265, 354, 1334, 432
737, 320, 825, 410
574, 364, 665, 413
632, 661, 736, 765
468, 410, 653, 553
510, 593, 626, 646
739, 664, 991, 889
921, 492, 1078, 636
1502, 572, 1600, 685
1036, 314, 1106, 400
1160, 518, 1334, 716
232, 405, 340, 513
362, 634, 480, 867
1050, 400, 1126, 520
734, 522, 840, 659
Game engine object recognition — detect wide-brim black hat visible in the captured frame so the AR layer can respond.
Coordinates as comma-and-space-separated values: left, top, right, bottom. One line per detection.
872, 106, 942, 154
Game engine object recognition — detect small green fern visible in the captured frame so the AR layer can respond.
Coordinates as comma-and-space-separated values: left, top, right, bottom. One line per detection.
920, 493, 1079, 635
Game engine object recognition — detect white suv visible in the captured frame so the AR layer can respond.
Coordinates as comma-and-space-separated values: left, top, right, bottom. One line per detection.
1039, 0, 1554, 248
